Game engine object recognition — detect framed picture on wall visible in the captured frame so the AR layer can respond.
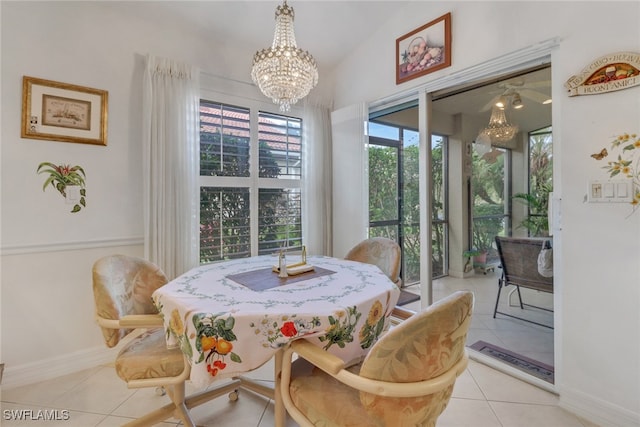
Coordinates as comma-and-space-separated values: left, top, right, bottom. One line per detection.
396, 12, 452, 85
21, 76, 108, 146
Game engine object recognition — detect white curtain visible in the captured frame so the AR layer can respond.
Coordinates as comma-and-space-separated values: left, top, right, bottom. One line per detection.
302, 98, 333, 256
329, 103, 368, 258
142, 55, 200, 279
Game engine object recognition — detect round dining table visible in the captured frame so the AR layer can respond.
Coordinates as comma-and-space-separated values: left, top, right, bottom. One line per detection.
151, 254, 401, 390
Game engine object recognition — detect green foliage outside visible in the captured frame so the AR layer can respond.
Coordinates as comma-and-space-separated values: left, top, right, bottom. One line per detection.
199, 133, 299, 264
471, 149, 506, 260
472, 128, 553, 260
513, 130, 553, 236
367, 126, 553, 278
368, 138, 446, 283
368, 145, 398, 223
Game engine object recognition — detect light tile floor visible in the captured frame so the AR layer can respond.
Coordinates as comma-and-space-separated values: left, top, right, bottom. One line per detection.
1, 272, 599, 427
0, 359, 598, 427
404, 270, 555, 368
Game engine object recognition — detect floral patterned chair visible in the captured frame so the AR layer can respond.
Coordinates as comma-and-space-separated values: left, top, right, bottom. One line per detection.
345, 237, 402, 286
280, 290, 474, 427
92, 254, 241, 427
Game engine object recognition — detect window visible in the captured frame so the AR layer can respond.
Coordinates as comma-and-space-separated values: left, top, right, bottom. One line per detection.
430, 135, 449, 278
368, 110, 449, 282
525, 126, 553, 236
199, 100, 302, 264
471, 147, 510, 263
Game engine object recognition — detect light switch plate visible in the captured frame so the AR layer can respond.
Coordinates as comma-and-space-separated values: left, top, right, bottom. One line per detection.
588, 179, 633, 203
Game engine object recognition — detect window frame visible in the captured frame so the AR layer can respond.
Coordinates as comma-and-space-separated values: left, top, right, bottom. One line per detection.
199, 87, 304, 262
470, 146, 512, 263
367, 116, 450, 282
525, 125, 553, 236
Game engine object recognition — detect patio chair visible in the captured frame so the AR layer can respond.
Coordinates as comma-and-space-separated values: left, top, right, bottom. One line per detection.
493, 236, 554, 328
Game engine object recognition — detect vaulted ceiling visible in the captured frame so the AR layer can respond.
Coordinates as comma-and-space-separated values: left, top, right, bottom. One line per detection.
128, 1, 550, 132
125, 1, 409, 73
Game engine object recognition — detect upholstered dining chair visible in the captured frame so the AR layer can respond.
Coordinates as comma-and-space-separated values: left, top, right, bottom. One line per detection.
92, 254, 240, 427
344, 237, 402, 286
280, 290, 474, 427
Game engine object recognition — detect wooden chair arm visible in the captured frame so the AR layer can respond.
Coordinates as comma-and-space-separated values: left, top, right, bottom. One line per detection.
120, 314, 165, 328
331, 353, 468, 397
289, 339, 346, 376
391, 305, 416, 321
283, 340, 469, 399
96, 313, 164, 329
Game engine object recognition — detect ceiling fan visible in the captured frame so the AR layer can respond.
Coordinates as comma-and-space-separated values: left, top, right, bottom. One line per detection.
480, 80, 551, 111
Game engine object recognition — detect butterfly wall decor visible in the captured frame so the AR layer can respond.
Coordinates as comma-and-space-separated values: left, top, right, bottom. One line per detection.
591, 148, 608, 160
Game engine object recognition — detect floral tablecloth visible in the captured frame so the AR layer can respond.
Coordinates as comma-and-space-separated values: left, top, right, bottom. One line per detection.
152, 255, 400, 388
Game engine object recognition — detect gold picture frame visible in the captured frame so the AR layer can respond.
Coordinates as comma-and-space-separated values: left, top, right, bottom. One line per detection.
21, 76, 108, 146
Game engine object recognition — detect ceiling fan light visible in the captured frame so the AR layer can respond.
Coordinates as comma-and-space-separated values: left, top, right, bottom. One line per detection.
512, 93, 523, 109
495, 97, 506, 109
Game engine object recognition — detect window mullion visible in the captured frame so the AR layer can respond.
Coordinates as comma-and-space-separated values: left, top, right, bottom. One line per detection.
249, 108, 260, 256
199, 176, 252, 187
199, 98, 303, 263
257, 178, 299, 189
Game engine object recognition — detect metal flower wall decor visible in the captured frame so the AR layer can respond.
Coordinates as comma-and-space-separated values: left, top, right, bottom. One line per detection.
37, 162, 87, 213
592, 132, 640, 212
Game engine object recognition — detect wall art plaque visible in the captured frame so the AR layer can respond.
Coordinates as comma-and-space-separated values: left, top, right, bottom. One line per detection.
565, 52, 640, 96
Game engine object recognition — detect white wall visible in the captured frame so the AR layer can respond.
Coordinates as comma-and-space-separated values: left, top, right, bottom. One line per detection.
0, 1, 285, 387
329, 2, 640, 426
2, 2, 640, 426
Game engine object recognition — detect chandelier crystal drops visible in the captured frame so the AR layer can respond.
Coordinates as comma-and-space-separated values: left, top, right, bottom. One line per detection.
251, 0, 318, 112
478, 106, 519, 143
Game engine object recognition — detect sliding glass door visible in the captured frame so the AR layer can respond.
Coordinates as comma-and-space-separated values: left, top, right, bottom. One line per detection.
368, 109, 448, 285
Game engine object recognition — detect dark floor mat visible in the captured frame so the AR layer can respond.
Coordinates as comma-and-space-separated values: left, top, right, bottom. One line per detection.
470, 340, 554, 383
397, 289, 420, 306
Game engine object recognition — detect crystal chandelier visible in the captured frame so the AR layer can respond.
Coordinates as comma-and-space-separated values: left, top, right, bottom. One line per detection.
478, 106, 519, 144
251, 0, 318, 112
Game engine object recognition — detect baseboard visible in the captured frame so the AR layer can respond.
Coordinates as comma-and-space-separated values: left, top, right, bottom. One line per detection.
448, 269, 476, 279
1, 346, 115, 389
560, 386, 640, 427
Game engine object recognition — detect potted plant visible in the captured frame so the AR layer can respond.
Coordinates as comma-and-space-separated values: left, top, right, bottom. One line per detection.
462, 248, 483, 272
37, 162, 87, 213
471, 220, 496, 263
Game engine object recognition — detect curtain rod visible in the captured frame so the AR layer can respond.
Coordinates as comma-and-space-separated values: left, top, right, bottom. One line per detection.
200, 70, 256, 88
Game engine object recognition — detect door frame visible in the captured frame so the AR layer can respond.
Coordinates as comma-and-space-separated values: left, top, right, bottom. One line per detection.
368, 38, 560, 392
